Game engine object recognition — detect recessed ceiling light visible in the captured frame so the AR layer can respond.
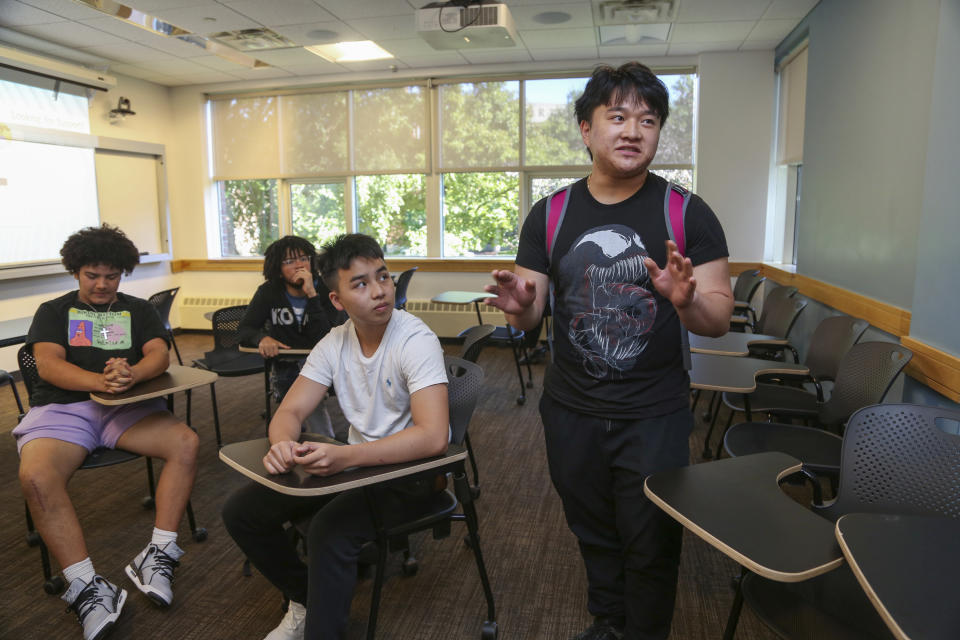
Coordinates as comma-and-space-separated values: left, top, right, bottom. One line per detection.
305, 29, 340, 43
532, 11, 572, 25
305, 41, 393, 63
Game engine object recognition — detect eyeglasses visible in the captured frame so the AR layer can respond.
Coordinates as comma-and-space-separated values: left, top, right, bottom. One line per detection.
281, 255, 312, 267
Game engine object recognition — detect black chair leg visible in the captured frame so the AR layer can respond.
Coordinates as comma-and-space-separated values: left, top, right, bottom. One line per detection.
170, 334, 183, 366
702, 403, 725, 459
464, 432, 481, 498
508, 335, 527, 405
185, 500, 208, 542
722, 568, 747, 640
209, 383, 223, 449
454, 470, 497, 634
714, 409, 736, 460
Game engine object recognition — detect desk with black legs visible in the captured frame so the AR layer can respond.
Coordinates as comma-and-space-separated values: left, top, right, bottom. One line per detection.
89, 364, 218, 406
835, 513, 960, 640
430, 291, 491, 325
0, 316, 33, 348
689, 332, 790, 357
219, 436, 497, 639
688, 352, 808, 421
239, 345, 312, 356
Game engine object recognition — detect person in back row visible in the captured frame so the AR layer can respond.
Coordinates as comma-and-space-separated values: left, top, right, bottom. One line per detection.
223, 233, 450, 640
239, 235, 346, 437
15, 224, 200, 640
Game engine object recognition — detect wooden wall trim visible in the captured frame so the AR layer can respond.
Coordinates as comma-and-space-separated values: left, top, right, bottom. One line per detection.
901, 338, 960, 403
170, 258, 515, 274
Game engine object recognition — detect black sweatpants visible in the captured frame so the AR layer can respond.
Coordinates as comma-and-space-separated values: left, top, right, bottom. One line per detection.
540, 394, 692, 640
222, 475, 439, 639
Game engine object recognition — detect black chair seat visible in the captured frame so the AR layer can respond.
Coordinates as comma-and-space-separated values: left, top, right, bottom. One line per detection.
742, 568, 894, 640
194, 349, 264, 377
723, 383, 820, 416
80, 447, 143, 469
723, 422, 842, 472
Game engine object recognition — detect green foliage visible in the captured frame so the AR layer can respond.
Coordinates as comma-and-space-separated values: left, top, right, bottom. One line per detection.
525, 90, 585, 166
219, 179, 278, 256
442, 172, 519, 256
291, 183, 345, 248
356, 175, 427, 256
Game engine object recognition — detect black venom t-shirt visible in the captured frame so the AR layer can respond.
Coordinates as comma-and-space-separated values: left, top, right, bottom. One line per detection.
516, 173, 728, 419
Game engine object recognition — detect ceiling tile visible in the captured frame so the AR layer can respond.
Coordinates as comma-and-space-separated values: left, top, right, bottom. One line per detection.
175, 69, 244, 84
519, 27, 596, 49
314, 0, 415, 22
128, 0, 213, 10
249, 47, 318, 66
192, 54, 251, 70
225, 65, 296, 80
270, 20, 363, 46
150, 3, 260, 35
597, 43, 669, 58
278, 61, 347, 76
138, 56, 217, 74
335, 58, 409, 72
739, 39, 780, 51
508, 3, 592, 30
221, 0, 336, 27
0, 1, 63, 26
393, 52, 469, 68
763, 0, 821, 21
530, 46, 599, 62
458, 48, 533, 64
346, 14, 419, 41
746, 18, 797, 42
15, 20, 131, 48
18, 0, 109, 21
671, 21, 754, 44
372, 38, 441, 57
677, 0, 771, 23
667, 41, 741, 56
79, 41, 178, 63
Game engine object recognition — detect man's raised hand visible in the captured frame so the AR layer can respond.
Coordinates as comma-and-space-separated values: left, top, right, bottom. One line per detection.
643, 240, 697, 310
484, 269, 537, 315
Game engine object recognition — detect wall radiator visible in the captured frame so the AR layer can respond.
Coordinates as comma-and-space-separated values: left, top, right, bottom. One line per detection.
177, 297, 503, 338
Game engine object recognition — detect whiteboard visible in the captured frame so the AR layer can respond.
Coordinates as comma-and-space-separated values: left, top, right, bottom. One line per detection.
95, 150, 163, 256
0, 138, 99, 264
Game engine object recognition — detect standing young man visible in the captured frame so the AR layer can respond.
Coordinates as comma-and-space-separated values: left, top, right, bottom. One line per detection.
14, 224, 200, 640
239, 235, 346, 436
223, 233, 450, 640
485, 62, 733, 640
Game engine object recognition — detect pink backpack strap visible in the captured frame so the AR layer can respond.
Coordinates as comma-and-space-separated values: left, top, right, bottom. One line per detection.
546, 186, 571, 263
664, 182, 691, 257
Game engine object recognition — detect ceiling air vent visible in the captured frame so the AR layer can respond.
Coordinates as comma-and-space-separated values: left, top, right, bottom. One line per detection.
207, 28, 299, 51
592, 0, 679, 25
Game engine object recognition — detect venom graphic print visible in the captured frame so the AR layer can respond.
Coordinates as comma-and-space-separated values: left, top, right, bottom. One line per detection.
557, 225, 657, 379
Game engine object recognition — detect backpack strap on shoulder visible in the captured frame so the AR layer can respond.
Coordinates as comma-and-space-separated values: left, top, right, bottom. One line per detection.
664, 181, 691, 257
544, 185, 572, 357
664, 181, 693, 370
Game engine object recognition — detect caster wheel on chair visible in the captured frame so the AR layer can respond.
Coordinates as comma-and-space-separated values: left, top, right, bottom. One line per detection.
516, 396, 526, 405
26, 532, 41, 547
142, 496, 155, 510
193, 527, 208, 542
44, 576, 65, 595
481, 620, 498, 639
470, 485, 481, 500
401, 557, 418, 577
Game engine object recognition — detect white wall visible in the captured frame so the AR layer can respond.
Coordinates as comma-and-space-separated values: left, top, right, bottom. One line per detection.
696, 50, 775, 262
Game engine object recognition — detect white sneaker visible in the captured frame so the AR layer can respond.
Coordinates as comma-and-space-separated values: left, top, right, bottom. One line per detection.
125, 541, 184, 607
62, 574, 127, 640
264, 601, 306, 640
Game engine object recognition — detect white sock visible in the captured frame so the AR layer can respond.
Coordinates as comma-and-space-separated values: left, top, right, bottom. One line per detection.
151, 527, 178, 547
63, 558, 96, 586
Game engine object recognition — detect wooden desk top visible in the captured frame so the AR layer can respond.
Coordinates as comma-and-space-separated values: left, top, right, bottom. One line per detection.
90, 365, 218, 406
0, 316, 33, 348
645, 451, 842, 581
431, 291, 494, 305
219, 436, 467, 497
239, 345, 312, 356
689, 332, 789, 357
836, 513, 960, 640
689, 352, 808, 393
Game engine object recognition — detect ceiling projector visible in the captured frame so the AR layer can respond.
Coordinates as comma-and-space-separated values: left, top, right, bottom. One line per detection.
417, 2, 519, 50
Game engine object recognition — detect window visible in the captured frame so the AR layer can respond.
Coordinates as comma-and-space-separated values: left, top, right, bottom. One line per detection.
207, 71, 698, 258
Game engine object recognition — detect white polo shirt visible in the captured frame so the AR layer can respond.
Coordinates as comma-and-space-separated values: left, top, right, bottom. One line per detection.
300, 309, 448, 444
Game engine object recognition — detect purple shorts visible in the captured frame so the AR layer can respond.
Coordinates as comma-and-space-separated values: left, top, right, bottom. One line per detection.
13, 398, 169, 455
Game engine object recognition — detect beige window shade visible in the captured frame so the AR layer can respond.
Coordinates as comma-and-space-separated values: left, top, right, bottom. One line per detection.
210, 96, 280, 179
777, 46, 807, 165
279, 92, 348, 175
353, 86, 427, 172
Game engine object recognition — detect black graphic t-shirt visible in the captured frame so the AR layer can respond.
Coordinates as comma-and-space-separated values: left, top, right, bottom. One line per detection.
516, 174, 728, 419
26, 291, 168, 406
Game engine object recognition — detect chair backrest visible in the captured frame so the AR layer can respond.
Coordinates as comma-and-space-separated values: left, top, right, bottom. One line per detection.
753, 285, 797, 333
803, 315, 870, 381
16, 344, 39, 404
818, 341, 912, 428
393, 267, 418, 310
460, 324, 495, 364
147, 287, 180, 331
822, 403, 960, 521
444, 355, 483, 446
733, 270, 764, 305
211, 305, 248, 350
756, 293, 807, 338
